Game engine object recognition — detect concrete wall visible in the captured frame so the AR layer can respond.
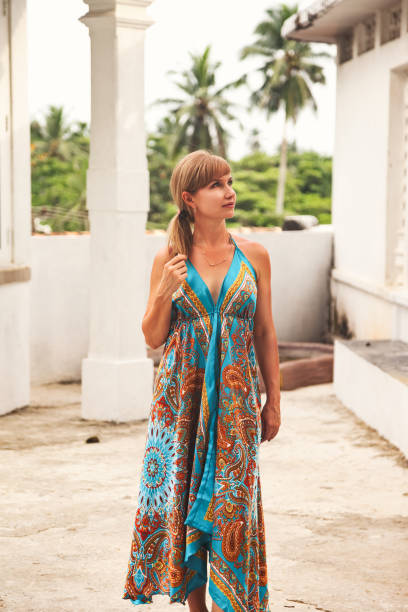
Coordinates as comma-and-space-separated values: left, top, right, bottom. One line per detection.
332, 20, 408, 341
334, 339, 408, 459
0, 281, 30, 414
333, 32, 408, 283
331, 269, 408, 340
30, 228, 333, 385
30, 236, 91, 385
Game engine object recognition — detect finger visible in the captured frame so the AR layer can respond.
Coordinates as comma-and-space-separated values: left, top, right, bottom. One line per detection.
173, 260, 187, 268
172, 253, 187, 262
171, 260, 188, 270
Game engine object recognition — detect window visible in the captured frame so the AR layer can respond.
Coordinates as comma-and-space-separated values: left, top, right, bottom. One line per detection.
338, 30, 353, 64
357, 14, 376, 55
381, 2, 402, 45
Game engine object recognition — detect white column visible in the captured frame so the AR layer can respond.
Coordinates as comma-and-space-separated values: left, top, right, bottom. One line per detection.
79, 0, 155, 422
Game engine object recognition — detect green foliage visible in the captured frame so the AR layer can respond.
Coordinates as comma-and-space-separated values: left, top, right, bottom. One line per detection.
150, 44, 246, 159
31, 109, 332, 231
145, 116, 188, 229
144, 125, 333, 230
31, 105, 89, 232
226, 150, 331, 227
239, 5, 334, 212
289, 150, 332, 197
240, 4, 333, 122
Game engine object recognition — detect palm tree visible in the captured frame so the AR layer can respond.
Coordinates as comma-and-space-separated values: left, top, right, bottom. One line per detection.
30, 105, 84, 161
149, 45, 247, 158
240, 4, 332, 214
30, 106, 90, 231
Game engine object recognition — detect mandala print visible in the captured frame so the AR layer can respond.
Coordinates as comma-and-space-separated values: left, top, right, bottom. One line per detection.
139, 419, 176, 517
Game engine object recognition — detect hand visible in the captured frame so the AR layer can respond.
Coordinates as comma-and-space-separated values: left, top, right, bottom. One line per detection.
260, 402, 280, 443
157, 253, 188, 297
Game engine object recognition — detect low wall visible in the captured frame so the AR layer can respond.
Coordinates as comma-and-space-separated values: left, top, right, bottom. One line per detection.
30, 227, 333, 384
30, 235, 91, 385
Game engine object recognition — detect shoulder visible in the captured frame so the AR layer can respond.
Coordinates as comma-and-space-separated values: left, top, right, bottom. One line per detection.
155, 244, 172, 261
153, 243, 177, 266
230, 233, 270, 282
149, 243, 177, 278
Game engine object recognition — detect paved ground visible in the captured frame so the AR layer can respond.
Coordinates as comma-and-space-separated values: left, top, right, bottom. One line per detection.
1, 382, 407, 612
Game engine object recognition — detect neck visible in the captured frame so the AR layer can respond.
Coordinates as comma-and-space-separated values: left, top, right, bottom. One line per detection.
192, 225, 230, 248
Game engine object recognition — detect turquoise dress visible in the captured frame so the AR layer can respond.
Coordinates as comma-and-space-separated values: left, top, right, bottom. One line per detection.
123, 233, 270, 611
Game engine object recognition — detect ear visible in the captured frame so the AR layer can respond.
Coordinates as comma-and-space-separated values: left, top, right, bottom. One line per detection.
182, 190, 194, 204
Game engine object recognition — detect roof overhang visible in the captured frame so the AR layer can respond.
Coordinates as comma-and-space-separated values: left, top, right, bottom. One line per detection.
282, 0, 396, 43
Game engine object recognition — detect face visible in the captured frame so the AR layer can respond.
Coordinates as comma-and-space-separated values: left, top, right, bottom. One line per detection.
182, 172, 236, 220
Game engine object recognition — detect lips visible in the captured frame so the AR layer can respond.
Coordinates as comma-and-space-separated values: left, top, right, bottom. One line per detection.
223, 202, 235, 207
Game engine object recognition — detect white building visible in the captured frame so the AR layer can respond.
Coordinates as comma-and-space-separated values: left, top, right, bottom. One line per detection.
0, 0, 155, 419
283, 0, 408, 456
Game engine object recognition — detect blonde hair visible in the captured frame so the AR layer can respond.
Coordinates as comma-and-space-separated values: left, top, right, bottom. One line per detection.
167, 149, 231, 257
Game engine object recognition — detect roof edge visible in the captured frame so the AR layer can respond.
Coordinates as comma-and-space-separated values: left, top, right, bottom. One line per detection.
281, 0, 344, 43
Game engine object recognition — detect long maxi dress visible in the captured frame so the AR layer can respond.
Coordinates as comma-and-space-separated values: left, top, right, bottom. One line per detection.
122, 233, 270, 612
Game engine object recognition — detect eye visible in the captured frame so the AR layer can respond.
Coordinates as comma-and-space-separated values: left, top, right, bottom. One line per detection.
211, 179, 233, 187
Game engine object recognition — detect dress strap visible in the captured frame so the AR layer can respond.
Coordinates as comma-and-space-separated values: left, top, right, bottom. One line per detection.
228, 232, 258, 282
228, 232, 238, 248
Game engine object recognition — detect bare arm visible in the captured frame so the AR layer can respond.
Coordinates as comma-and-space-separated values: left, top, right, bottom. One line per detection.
252, 244, 281, 442
142, 247, 188, 349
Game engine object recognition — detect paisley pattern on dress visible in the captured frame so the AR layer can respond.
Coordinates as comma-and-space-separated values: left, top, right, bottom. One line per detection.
122, 234, 270, 612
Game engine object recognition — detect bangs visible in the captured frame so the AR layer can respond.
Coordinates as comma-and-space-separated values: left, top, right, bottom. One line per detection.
186, 155, 231, 193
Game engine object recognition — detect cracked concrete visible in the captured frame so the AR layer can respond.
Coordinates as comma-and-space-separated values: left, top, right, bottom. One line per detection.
1, 382, 407, 611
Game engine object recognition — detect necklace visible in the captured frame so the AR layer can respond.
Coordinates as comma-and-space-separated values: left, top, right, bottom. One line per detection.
192, 232, 233, 267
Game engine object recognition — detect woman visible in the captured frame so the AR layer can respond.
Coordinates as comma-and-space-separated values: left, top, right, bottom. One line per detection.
122, 149, 281, 612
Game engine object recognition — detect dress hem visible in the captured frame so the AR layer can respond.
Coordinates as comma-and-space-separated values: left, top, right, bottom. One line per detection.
122, 577, 207, 607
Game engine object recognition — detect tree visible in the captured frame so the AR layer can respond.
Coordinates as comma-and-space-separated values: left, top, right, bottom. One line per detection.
146, 115, 185, 227
240, 4, 332, 214
30, 105, 86, 161
150, 44, 246, 158
30, 106, 89, 231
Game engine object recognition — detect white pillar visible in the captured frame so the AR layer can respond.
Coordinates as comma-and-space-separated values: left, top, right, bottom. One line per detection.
79, 0, 155, 422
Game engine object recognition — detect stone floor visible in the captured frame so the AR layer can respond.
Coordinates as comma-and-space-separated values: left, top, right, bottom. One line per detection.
1, 382, 407, 612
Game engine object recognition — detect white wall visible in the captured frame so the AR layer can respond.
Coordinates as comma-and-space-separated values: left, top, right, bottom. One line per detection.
332, 24, 408, 341
30, 228, 333, 384
0, 282, 30, 414
146, 227, 334, 342
334, 339, 408, 458
30, 235, 91, 384
333, 36, 408, 283
0, 0, 32, 416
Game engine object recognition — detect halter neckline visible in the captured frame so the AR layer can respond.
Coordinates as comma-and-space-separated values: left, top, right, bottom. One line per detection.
187, 232, 237, 309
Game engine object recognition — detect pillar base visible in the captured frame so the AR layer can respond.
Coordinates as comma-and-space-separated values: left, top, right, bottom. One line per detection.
81, 356, 153, 422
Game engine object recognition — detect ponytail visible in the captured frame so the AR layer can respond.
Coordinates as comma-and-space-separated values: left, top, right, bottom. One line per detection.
167, 206, 194, 257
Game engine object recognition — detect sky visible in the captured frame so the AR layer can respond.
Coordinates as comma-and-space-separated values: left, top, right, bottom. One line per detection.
27, 0, 336, 161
